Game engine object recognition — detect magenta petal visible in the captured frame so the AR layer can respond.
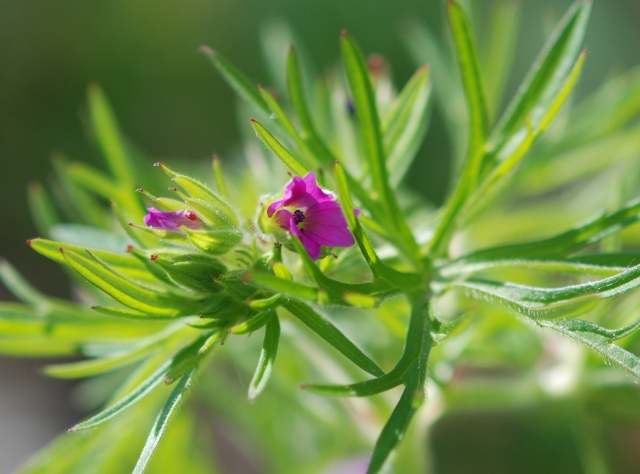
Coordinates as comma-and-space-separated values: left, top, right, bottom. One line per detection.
143, 207, 201, 231
290, 224, 322, 260
303, 202, 355, 247
302, 172, 333, 203
267, 172, 334, 217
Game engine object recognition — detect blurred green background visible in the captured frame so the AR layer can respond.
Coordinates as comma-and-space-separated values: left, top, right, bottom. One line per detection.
1, 0, 640, 472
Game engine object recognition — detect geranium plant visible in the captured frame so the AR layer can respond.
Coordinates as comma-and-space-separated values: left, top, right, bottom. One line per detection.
2, 0, 640, 472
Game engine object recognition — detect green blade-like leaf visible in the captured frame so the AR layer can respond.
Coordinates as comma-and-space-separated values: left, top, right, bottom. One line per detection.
65, 162, 117, 201
367, 385, 418, 474
29, 238, 157, 284
250, 119, 309, 177
438, 257, 625, 279
489, 0, 591, 151
247, 271, 319, 301
284, 300, 384, 377
70, 359, 171, 431
87, 84, 134, 185
437, 279, 600, 319
454, 196, 640, 263
383, 66, 432, 186
464, 50, 586, 219
286, 45, 338, 167
27, 181, 60, 237
302, 370, 402, 397
341, 32, 389, 199
537, 318, 640, 381
448, 0, 488, 164
132, 368, 196, 474
199, 46, 270, 116
439, 263, 640, 310
248, 314, 280, 402
482, 0, 521, 121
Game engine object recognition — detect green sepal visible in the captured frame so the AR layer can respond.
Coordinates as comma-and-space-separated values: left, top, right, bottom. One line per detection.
135, 249, 227, 293
60, 248, 198, 317
156, 162, 239, 228
180, 226, 243, 255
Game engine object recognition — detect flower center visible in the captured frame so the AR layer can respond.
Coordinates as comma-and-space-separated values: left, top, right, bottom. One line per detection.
293, 209, 305, 226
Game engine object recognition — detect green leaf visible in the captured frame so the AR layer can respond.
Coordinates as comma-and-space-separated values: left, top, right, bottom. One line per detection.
27, 182, 60, 237
286, 45, 337, 167
43, 324, 185, 379
87, 84, 134, 185
438, 256, 625, 280
448, 0, 488, 166
341, 33, 418, 257
367, 385, 418, 474
65, 162, 117, 201
0, 260, 49, 307
464, 50, 586, 219
248, 271, 319, 301
132, 368, 196, 474
437, 279, 601, 319
212, 155, 229, 199
248, 314, 280, 402
0, 338, 78, 357
284, 300, 384, 377
250, 119, 309, 176
70, 359, 171, 431
384, 66, 432, 187
44, 346, 154, 379
537, 318, 640, 381
303, 370, 402, 397
29, 238, 157, 284
454, 196, 640, 262
199, 46, 270, 116
489, 0, 591, 151
61, 248, 196, 317
230, 309, 274, 335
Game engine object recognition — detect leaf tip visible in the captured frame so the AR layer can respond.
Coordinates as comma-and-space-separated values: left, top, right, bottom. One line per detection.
341, 28, 349, 37
199, 45, 214, 55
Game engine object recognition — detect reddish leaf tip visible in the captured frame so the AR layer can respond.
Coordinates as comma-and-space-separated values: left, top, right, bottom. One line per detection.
341, 29, 349, 36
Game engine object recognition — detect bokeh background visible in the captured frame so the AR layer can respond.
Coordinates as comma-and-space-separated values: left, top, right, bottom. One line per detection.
1, 0, 639, 472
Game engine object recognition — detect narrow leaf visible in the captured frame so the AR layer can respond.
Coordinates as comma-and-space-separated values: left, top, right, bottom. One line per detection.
448, 0, 488, 162
537, 318, 640, 381
132, 368, 196, 474
199, 46, 270, 115
489, 0, 591, 150
250, 119, 308, 176
70, 359, 171, 431
248, 314, 280, 402
284, 300, 384, 377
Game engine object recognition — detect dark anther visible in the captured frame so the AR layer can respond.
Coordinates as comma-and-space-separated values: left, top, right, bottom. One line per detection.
293, 209, 305, 225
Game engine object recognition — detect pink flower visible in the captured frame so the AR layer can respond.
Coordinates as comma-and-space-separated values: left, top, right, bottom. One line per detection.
267, 172, 355, 261
143, 207, 202, 231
